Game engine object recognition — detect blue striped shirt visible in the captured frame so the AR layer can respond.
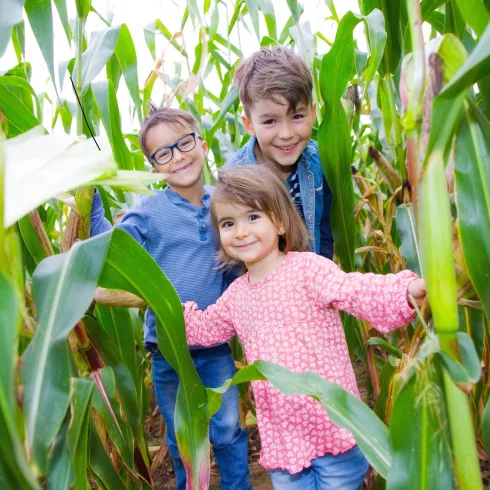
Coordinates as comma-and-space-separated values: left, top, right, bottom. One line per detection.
90, 186, 228, 345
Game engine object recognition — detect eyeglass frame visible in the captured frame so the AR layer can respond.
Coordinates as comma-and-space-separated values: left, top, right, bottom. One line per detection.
150, 132, 202, 166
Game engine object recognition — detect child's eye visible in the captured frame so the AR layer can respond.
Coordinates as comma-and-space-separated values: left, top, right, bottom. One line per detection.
263, 119, 275, 125
248, 214, 260, 221
221, 221, 233, 228
293, 114, 304, 120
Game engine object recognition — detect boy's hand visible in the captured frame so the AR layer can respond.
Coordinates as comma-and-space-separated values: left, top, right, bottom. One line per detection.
407, 279, 426, 308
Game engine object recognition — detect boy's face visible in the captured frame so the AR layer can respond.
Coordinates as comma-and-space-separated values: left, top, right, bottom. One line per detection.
242, 95, 316, 172
145, 122, 208, 190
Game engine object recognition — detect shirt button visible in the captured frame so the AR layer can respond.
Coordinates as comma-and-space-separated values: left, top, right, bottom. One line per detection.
309, 214, 313, 219
201, 223, 206, 229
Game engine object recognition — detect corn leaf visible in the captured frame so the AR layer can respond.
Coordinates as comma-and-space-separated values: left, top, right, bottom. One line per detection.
0, 274, 41, 490
453, 0, 490, 38
24, 0, 57, 94
97, 229, 209, 489
22, 232, 112, 473
387, 363, 455, 490
66, 378, 94, 490
0, 0, 24, 57
454, 100, 490, 322
208, 360, 393, 479
4, 126, 117, 227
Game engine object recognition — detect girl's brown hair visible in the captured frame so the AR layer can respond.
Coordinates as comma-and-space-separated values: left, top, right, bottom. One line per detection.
211, 165, 311, 269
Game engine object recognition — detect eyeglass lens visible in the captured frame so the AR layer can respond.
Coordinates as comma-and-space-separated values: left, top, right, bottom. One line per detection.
154, 133, 196, 165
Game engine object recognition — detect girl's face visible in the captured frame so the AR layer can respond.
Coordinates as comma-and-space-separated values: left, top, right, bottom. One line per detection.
215, 201, 283, 269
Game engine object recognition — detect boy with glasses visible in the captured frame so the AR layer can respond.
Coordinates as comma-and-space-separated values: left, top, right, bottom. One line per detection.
90, 104, 251, 490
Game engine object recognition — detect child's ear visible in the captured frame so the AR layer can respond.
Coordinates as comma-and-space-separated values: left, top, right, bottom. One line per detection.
242, 114, 256, 137
311, 102, 317, 121
201, 139, 209, 158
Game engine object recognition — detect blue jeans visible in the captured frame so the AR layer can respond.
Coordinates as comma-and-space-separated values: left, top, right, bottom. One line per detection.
269, 445, 369, 490
150, 343, 252, 490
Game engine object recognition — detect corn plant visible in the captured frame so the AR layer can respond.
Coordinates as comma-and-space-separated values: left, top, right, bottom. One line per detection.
1, 0, 490, 489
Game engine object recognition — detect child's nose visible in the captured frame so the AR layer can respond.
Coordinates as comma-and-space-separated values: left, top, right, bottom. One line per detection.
234, 223, 249, 238
278, 122, 294, 139
172, 148, 185, 162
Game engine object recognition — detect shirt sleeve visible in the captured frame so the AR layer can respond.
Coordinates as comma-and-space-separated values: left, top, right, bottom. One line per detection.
319, 175, 334, 260
183, 288, 236, 346
90, 189, 113, 236
90, 189, 149, 245
306, 254, 418, 332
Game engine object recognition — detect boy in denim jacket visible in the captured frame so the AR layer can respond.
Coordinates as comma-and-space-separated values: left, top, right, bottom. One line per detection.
225, 46, 333, 259
90, 105, 251, 490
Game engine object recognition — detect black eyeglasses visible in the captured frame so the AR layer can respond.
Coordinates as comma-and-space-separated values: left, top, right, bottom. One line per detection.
151, 132, 201, 166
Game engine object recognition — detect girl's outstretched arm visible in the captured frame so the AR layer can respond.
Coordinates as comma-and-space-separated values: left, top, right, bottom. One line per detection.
306, 254, 419, 332
183, 288, 237, 346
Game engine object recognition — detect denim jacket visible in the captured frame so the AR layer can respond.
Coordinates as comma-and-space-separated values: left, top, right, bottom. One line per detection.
224, 137, 334, 259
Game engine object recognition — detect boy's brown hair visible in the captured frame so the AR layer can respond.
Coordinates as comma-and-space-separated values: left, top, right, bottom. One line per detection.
234, 46, 313, 118
138, 102, 199, 165
211, 165, 310, 269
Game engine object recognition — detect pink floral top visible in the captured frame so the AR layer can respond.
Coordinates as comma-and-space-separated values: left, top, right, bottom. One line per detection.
184, 252, 417, 473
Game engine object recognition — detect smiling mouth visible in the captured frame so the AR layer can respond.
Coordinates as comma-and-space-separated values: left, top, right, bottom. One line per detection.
235, 242, 257, 248
274, 143, 298, 152
173, 162, 193, 173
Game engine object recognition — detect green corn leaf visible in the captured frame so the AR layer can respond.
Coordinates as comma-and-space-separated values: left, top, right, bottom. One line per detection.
89, 420, 129, 489
91, 367, 135, 471
453, 0, 490, 38
244, 0, 260, 39
318, 9, 386, 273
11, 20, 25, 64
367, 337, 402, 358
208, 360, 393, 479
21, 232, 112, 473
114, 25, 142, 123
47, 419, 75, 490
92, 80, 134, 170
0, 0, 25, 57
0, 75, 41, 121
97, 229, 210, 490
427, 26, 490, 158
24, 0, 57, 94
396, 204, 422, 276
53, 0, 72, 42
258, 0, 277, 39
84, 314, 142, 441
0, 273, 41, 490
66, 378, 94, 490
0, 82, 40, 137
454, 99, 490, 323
72, 26, 121, 93
481, 397, 490, 463
387, 362, 455, 490
4, 126, 117, 227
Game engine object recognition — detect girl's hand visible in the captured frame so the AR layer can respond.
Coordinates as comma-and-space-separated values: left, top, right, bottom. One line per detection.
407, 279, 427, 308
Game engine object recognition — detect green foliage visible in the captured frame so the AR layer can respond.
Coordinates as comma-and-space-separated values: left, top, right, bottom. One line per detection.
1, 1, 490, 489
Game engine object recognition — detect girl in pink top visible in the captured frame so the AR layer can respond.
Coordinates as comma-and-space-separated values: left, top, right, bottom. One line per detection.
183, 166, 426, 489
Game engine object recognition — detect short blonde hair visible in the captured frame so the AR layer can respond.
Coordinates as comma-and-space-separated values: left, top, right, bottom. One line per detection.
211, 165, 310, 269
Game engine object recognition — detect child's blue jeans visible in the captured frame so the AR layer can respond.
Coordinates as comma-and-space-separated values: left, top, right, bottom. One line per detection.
269, 445, 369, 490
149, 342, 252, 490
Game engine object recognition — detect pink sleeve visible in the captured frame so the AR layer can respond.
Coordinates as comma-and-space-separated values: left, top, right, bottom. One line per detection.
306, 254, 418, 332
183, 289, 236, 346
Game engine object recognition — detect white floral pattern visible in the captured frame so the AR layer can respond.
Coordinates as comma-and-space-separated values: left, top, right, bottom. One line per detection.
184, 252, 417, 473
